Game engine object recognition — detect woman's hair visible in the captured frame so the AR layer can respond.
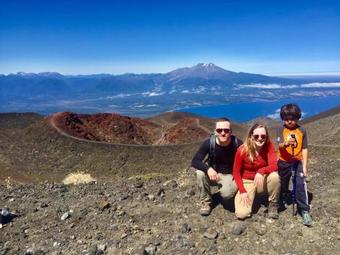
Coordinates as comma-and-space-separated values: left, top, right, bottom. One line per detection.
242, 123, 270, 162
280, 103, 302, 120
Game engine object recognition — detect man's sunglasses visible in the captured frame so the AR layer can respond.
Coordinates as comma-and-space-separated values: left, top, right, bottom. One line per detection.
216, 128, 231, 134
253, 134, 267, 140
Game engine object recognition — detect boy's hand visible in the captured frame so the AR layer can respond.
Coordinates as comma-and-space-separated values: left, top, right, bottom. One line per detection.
285, 137, 297, 147
303, 166, 308, 177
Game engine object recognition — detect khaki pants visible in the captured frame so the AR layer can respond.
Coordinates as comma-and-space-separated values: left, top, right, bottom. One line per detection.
195, 169, 238, 204
234, 171, 280, 219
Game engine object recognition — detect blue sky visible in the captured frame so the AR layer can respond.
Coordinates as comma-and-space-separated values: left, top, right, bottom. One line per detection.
1, 0, 339, 75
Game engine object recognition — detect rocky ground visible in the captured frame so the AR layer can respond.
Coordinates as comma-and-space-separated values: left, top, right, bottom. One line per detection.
1, 145, 339, 255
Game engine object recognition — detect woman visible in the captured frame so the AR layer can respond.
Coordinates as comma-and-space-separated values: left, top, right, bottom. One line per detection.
233, 123, 280, 219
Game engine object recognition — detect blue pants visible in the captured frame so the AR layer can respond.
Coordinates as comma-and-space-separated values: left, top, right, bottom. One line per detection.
278, 160, 310, 212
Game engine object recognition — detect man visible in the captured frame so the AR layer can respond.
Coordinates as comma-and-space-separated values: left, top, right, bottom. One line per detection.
191, 118, 242, 216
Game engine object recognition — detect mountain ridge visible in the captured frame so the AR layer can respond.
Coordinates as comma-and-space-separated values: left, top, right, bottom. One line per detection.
1, 63, 339, 117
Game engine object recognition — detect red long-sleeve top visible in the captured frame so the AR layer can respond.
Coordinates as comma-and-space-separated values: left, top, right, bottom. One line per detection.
233, 140, 278, 193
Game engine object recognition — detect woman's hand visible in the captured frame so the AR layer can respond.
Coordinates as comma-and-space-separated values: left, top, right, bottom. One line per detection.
240, 192, 252, 207
254, 173, 264, 189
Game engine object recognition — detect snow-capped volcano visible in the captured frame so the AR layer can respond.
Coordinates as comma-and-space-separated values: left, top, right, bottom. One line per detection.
166, 63, 236, 80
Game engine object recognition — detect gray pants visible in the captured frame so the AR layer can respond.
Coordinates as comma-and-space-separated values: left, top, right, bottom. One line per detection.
195, 169, 238, 203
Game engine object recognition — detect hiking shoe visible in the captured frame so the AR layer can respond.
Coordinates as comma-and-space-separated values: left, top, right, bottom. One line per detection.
267, 202, 279, 219
281, 192, 291, 206
302, 211, 312, 226
200, 202, 212, 216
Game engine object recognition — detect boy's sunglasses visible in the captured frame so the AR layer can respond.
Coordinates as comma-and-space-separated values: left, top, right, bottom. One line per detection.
253, 134, 267, 140
216, 128, 231, 134
283, 116, 298, 121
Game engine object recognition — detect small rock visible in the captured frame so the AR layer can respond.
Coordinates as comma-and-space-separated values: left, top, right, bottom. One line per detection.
203, 229, 219, 239
181, 223, 191, 233
254, 223, 267, 236
40, 202, 48, 208
117, 211, 125, 216
185, 189, 195, 197
163, 179, 178, 188
34, 249, 45, 255
145, 244, 157, 255
156, 188, 165, 196
133, 182, 144, 188
131, 245, 147, 255
207, 245, 218, 254
24, 249, 33, 255
97, 244, 107, 251
87, 245, 98, 255
119, 194, 129, 201
148, 195, 155, 201
230, 222, 246, 235
61, 212, 70, 221
99, 199, 110, 210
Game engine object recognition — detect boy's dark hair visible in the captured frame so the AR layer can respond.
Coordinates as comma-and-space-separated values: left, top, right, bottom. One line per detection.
280, 104, 302, 120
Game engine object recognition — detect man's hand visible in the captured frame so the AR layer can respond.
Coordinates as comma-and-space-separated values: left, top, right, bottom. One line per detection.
254, 173, 264, 189
240, 192, 252, 207
207, 167, 219, 181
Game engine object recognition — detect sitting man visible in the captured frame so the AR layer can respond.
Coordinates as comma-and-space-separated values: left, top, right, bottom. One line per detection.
191, 118, 242, 216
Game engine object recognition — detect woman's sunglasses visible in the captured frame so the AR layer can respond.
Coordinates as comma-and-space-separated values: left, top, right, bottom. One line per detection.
253, 134, 267, 140
216, 128, 231, 134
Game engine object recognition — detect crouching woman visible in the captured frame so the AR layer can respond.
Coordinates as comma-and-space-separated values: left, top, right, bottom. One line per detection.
233, 123, 280, 219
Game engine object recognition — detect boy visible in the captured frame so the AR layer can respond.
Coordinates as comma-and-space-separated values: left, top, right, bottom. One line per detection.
277, 103, 312, 226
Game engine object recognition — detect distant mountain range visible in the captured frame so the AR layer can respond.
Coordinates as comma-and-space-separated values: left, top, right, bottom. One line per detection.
1, 63, 339, 116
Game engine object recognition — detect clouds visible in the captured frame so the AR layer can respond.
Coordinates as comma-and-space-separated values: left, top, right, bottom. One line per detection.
266, 109, 281, 119
142, 91, 165, 97
301, 82, 340, 88
238, 83, 283, 89
238, 82, 340, 89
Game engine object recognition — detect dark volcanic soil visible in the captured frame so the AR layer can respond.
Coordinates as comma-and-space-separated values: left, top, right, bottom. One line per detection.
0, 111, 339, 254
1, 145, 339, 255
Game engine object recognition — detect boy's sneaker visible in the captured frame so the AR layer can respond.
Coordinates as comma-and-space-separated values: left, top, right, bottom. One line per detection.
200, 202, 212, 216
301, 211, 312, 226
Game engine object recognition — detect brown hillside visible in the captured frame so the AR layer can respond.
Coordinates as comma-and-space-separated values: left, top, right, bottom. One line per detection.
301, 105, 340, 124
161, 118, 210, 145
53, 112, 161, 145
0, 112, 43, 129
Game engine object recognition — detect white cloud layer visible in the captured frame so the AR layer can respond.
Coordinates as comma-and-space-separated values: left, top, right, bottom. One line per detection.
301, 82, 340, 88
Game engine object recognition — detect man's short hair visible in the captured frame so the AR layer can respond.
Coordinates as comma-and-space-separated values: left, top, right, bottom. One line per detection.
216, 117, 231, 123
280, 104, 302, 120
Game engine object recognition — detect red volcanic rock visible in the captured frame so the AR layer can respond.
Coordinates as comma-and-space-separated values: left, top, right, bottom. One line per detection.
51, 112, 210, 145
52, 112, 161, 145
164, 118, 210, 144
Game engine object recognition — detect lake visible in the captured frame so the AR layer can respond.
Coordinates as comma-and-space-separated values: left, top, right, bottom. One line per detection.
178, 96, 340, 122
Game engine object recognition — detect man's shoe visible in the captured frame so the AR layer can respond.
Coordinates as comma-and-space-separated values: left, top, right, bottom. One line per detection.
200, 202, 212, 216
302, 211, 312, 226
281, 192, 291, 206
267, 202, 279, 219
